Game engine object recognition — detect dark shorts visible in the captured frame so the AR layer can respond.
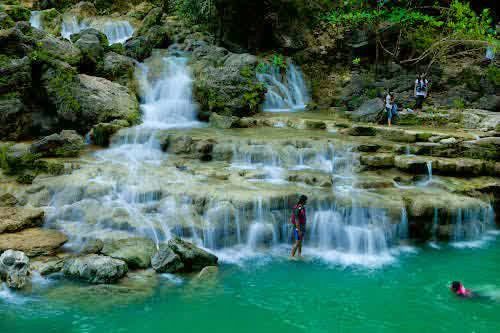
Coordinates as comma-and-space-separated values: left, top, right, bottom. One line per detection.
415, 95, 425, 109
294, 226, 306, 241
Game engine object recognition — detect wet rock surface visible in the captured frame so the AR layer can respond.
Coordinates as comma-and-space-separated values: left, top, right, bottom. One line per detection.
101, 237, 156, 269
62, 254, 128, 284
0, 228, 68, 257
0, 207, 44, 234
0, 249, 30, 289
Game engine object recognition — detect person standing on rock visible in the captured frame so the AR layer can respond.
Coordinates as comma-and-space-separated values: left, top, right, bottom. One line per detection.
290, 195, 308, 258
414, 73, 430, 113
385, 92, 398, 127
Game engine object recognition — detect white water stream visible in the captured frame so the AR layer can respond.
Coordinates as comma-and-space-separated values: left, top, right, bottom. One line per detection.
257, 61, 309, 112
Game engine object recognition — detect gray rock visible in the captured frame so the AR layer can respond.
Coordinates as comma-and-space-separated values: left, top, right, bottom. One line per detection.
190, 44, 265, 117
0, 228, 68, 257
350, 98, 385, 122
80, 238, 104, 254
72, 28, 108, 68
439, 137, 457, 145
151, 243, 184, 273
167, 237, 218, 272
0, 193, 18, 207
101, 237, 155, 269
30, 130, 84, 157
477, 95, 500, 112
0, 250, 29, 289
100, 52, 136, 86
209, 113, 239, 129
62, 254, 128, 284
31, 258, 64, 275
76, 74, 139, 125
0, 207, 44, 234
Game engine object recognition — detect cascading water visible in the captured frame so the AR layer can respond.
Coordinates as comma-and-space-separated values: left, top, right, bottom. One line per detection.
101, 20, 134, 44
451, 205, 496, 248
45, 52, 201, 248
257, 60, 310, 112
29, 11, 42, 29
60, 15, 134, 44
61, 16, 89, 40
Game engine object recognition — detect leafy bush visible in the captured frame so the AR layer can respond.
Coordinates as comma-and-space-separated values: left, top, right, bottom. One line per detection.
176, 0, 215, 24
486, 66, 500, 87
6, 5, 30, 22
452, 98, 465, 110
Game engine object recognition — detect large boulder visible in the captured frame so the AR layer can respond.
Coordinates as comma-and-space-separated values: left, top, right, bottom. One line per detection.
0, 207, 44, 234
477, 95, 500, 112
101, 237, 156, 269
0, 250, 30, 289
41, 69, 140, 133
99, 52, 136, 87
0, 228, 68, 256
167, 237, 218, 272
31, 28, 81, 66
151, 243, 184, 273
62, 254, 128, 284
125, 25, 170, 61
30, 129, 84, 157
71, 28, 109, 72
190, 45, 265, 117
350, 98, 385, 122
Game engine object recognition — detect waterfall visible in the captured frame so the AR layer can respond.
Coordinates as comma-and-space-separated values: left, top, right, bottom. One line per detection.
451, 205, 495, 247
257, 60, 309, 112
101, 20, 134, 44
136, 55, 201, 129
61, 16, 89, 40
44, 53, 201, 248
399, 207, 408, 239
29, 11, 42, 29
426, 161, 433, 182
60, 15, 133, 44
246, 198, 279, 250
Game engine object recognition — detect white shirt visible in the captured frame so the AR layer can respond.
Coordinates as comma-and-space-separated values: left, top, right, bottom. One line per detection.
386, 95, 392, 108
415, 79, 429, 96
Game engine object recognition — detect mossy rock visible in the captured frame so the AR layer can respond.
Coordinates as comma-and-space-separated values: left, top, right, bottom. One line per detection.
5, 5, 31, 22
0, 12, 15, 29
39, 8, 62, 36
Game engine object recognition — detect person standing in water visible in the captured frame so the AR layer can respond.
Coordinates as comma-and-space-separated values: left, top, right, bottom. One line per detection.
290, 195, 308, 258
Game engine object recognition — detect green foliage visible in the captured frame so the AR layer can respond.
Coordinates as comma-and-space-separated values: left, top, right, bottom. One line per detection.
5, 5, 30, 22
452, 98, 465, 110
486, 66, 500, 87
256, 62, 270, 74
352, 57, 361, 65
16, 174, 35, 184
176, 0, 215, 24
271, 54, 287, 71
326, 0, 497, 66
239, 66, 253, 78
242, 81, 265, 114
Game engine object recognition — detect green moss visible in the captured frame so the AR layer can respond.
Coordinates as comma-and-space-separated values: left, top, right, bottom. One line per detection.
47, 161, 65, 175
16, 174, 35, 184
486, 66, 500, 87
6, 5, 30, 22
241, 81, 266, 114
0, 146, 43, 176
0, 12, 15, 29
239, 66, 253, 78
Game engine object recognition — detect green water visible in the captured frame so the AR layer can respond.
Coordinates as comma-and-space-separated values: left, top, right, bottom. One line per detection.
1, 240, 499, 333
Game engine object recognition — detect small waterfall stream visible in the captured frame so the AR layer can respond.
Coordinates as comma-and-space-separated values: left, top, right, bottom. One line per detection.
29, 11, 42, 29
59, 15, 134, 44
257, 60, 310, 112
